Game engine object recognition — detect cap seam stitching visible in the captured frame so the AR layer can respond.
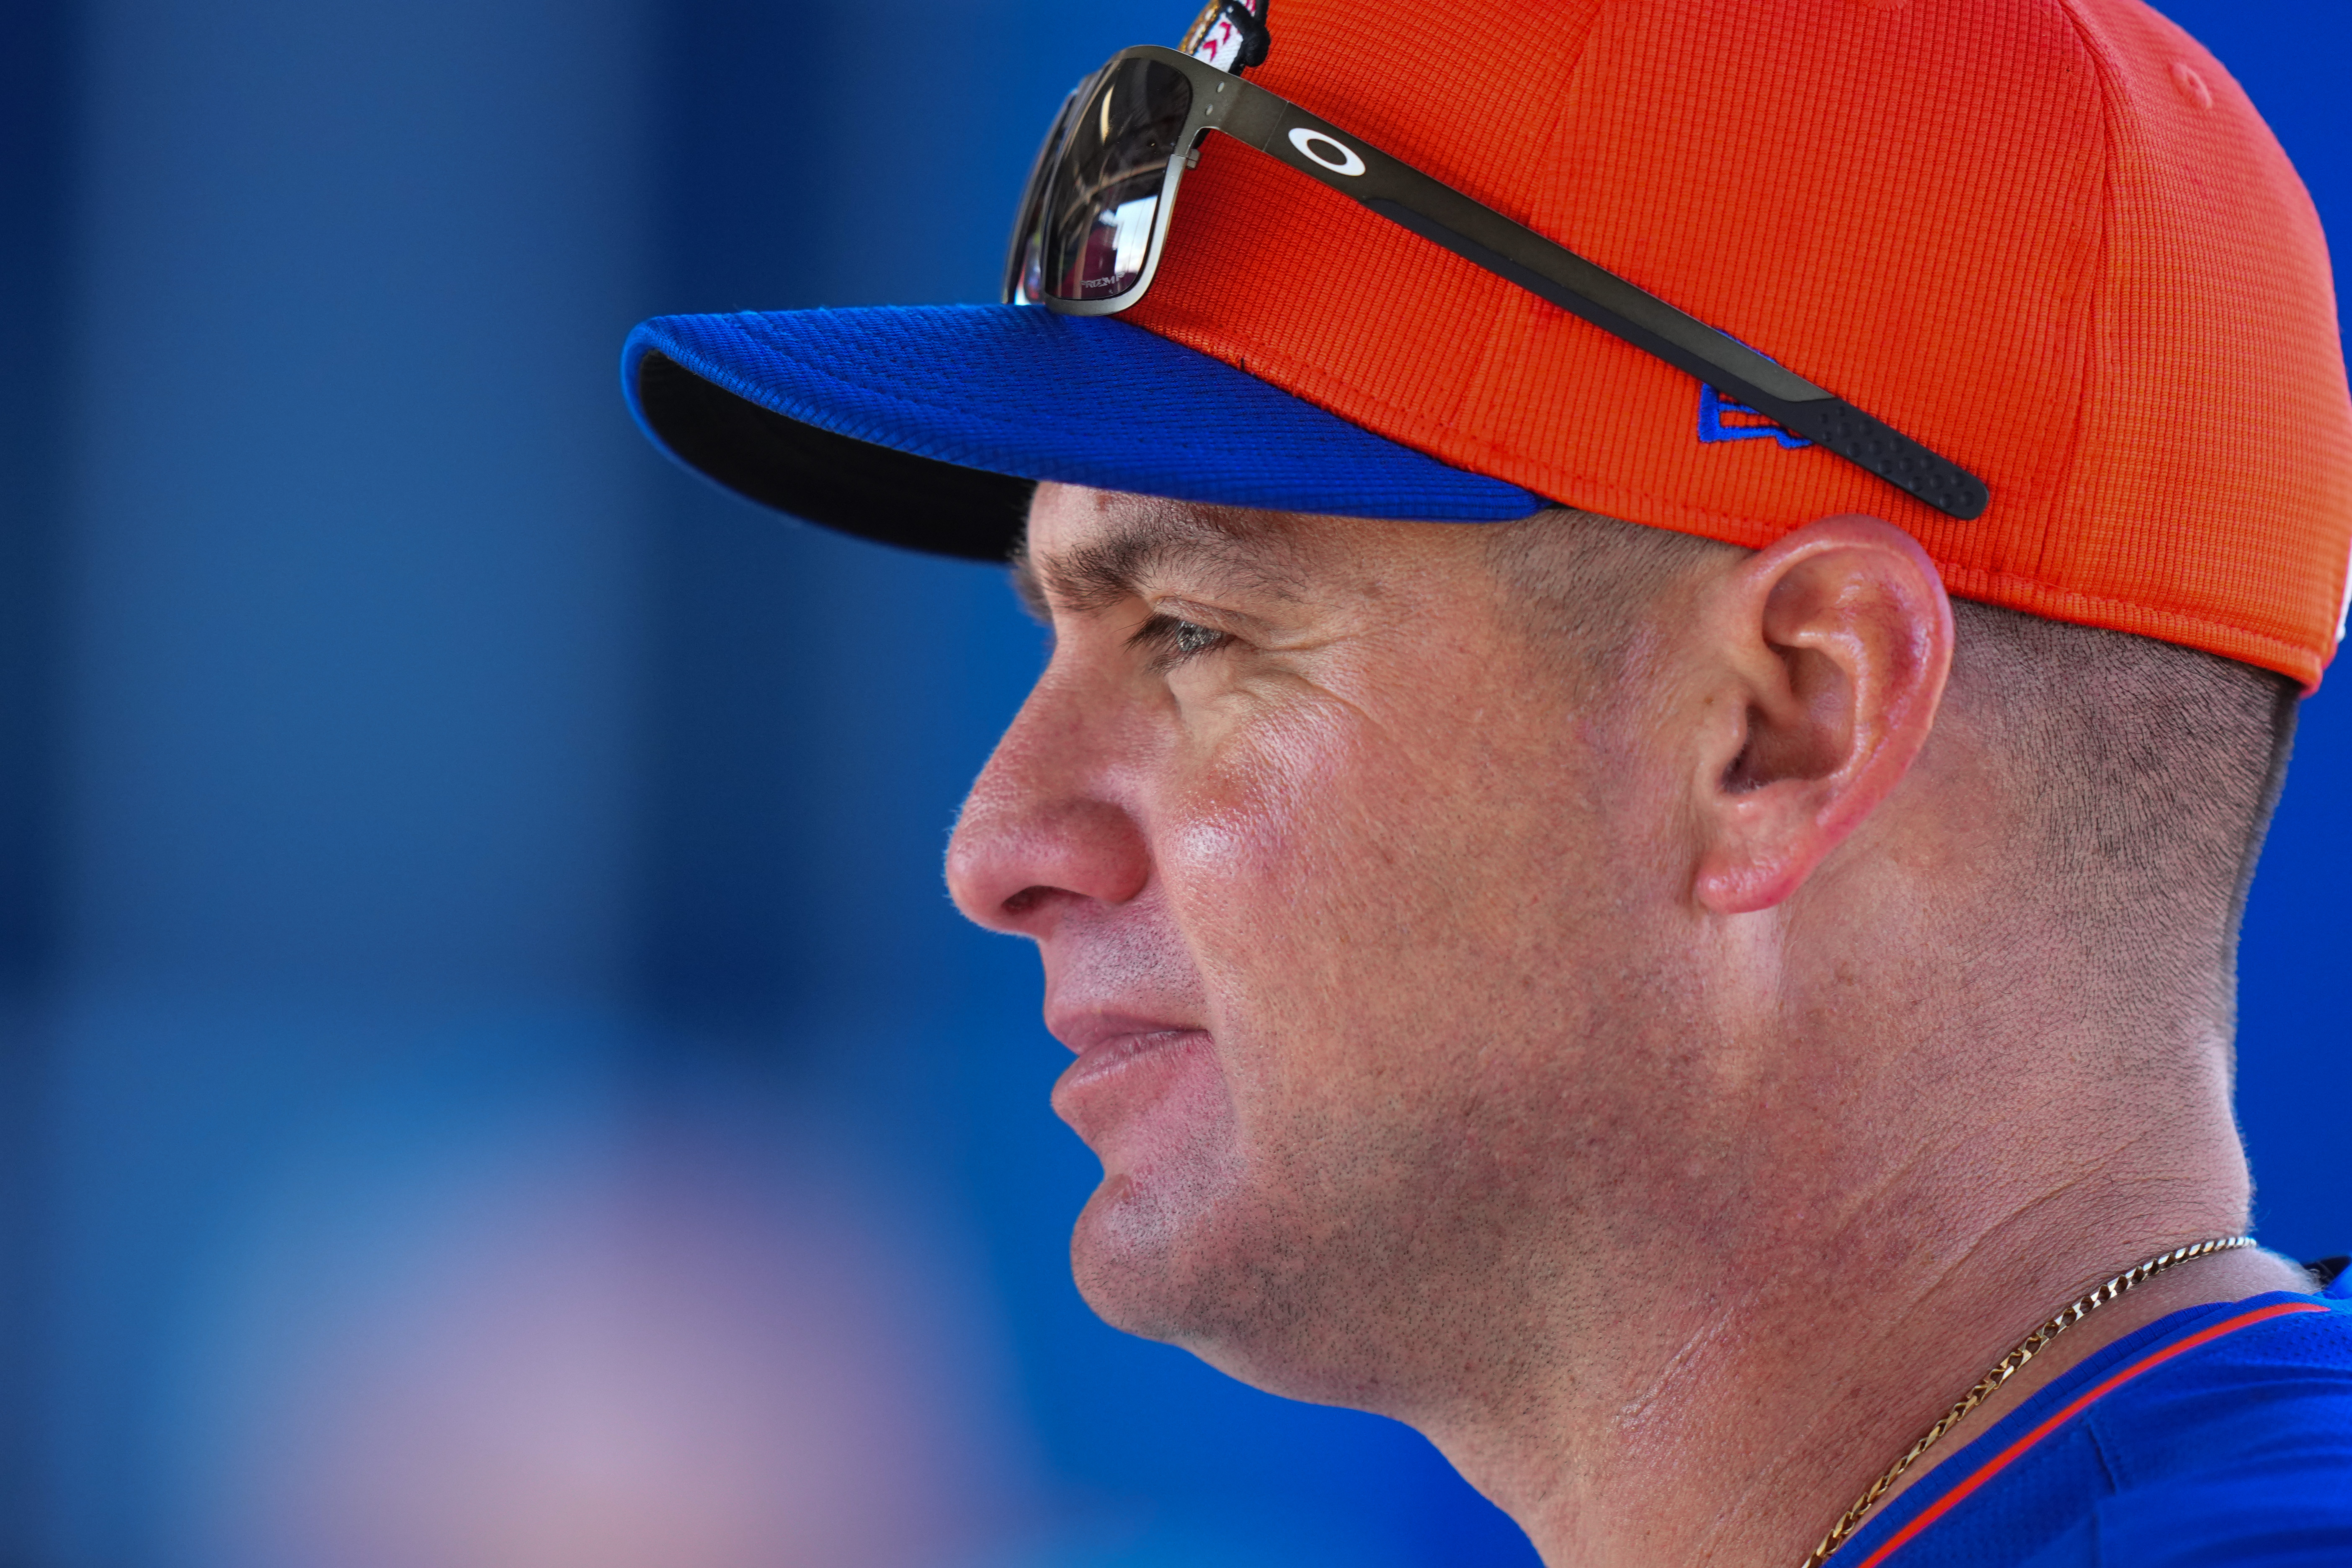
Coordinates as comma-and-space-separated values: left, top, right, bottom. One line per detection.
2035, 0, 2120, 590
1451, 1, 1612, 439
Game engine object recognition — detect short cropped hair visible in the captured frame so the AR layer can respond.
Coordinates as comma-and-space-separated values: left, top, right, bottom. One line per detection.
1483, 509, 2297, 1020
1943, 599, 2295, 1006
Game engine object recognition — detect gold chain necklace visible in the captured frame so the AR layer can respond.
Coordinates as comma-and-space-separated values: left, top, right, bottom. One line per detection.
1800, 1234, 2256, 1568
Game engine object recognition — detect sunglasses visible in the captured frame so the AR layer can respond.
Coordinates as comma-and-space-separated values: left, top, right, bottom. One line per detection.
1003, 45, 1989, 522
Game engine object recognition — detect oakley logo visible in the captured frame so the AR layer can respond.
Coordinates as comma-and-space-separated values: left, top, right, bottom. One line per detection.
1288, 127, 1367, 177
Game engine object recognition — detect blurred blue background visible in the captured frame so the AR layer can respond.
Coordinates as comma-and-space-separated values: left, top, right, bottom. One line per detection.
0, 1, 2340, 1564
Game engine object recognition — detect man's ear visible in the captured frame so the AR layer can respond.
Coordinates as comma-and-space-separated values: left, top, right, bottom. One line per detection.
1689, 514, 1954, 916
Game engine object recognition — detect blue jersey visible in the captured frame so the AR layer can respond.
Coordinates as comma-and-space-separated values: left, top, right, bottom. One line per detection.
1837, 1274, 2352, 1565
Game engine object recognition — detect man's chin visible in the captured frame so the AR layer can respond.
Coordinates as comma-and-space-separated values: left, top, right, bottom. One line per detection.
1065, 1164, 1362, 1405
1059, 1036, 1251, 1329
1067, 1168, 1210, 1341
1065, 1157, 1291, 1361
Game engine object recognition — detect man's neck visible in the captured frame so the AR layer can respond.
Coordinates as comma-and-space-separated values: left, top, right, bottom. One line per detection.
1417, 1134, 2293, 1567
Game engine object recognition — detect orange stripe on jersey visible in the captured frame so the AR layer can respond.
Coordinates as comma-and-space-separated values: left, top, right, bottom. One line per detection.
1851, 1301, 2333, 1568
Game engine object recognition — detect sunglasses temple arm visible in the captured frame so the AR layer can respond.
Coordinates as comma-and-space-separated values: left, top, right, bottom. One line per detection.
1208, 75, 1987, 522
1364, 200, 1990, 521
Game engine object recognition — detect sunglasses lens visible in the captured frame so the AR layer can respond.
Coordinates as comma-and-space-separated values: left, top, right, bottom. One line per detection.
1005, 81, 1087, 305
1040, 58, 1194, 304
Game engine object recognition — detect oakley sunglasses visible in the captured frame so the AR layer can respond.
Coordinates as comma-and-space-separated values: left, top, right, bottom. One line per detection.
1004, 46, 1991, 522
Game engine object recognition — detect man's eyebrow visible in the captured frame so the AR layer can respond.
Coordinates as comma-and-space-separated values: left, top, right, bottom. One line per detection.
1017, 512, 1308, 617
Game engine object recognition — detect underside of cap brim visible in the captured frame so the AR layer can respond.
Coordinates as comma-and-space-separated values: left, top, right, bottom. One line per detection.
622, 304, 1549, 561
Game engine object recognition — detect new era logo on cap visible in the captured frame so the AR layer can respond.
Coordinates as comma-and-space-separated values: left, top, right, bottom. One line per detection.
1698, 383, 1810, 451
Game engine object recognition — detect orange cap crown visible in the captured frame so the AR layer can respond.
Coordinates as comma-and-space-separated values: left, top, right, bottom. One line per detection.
1128, 0, 2352, 687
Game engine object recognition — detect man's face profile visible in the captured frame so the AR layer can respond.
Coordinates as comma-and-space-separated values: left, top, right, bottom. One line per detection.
944, 465, 2312, 1556
954, 485, 1611, 1395
947, 482, 1962, 1417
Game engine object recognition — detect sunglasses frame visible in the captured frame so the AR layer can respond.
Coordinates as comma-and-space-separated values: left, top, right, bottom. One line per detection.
1006, 45, 1989, 522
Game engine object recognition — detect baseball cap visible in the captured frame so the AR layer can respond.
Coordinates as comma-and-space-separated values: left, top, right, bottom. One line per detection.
624, 0, 2352, 689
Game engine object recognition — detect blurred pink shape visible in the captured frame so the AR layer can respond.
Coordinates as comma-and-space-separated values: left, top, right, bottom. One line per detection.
199, 1128, 1031, 1568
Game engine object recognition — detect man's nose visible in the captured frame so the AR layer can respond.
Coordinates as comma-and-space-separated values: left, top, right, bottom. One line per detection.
946, 681, 1152, 937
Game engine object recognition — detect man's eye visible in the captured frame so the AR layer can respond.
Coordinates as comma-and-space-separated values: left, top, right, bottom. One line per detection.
1171, 619, 1224, 656
1130, 613, 1233, 668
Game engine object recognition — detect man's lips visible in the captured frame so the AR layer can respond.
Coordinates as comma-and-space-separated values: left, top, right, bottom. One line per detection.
1047, 1012, 1214, 1138
1047, 1008, 1205, 1058
1056, 1025, 1204, 1091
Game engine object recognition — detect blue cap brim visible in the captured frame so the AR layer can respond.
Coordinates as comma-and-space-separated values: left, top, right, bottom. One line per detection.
623, 303, 1547, 561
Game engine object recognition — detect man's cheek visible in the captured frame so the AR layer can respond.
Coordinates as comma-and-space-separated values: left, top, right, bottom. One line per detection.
1161, 703, 1370, 916
1156, 716, 1398, 1102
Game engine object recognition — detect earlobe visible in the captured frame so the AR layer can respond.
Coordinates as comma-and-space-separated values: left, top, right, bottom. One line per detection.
1691, 515, 1954, 916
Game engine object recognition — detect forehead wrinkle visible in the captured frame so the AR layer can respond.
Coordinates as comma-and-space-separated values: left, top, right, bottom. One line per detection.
1031, 506, 1309, 616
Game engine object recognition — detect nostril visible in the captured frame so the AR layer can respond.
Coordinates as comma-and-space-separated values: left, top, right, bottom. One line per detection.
944, 791, 1151, 930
